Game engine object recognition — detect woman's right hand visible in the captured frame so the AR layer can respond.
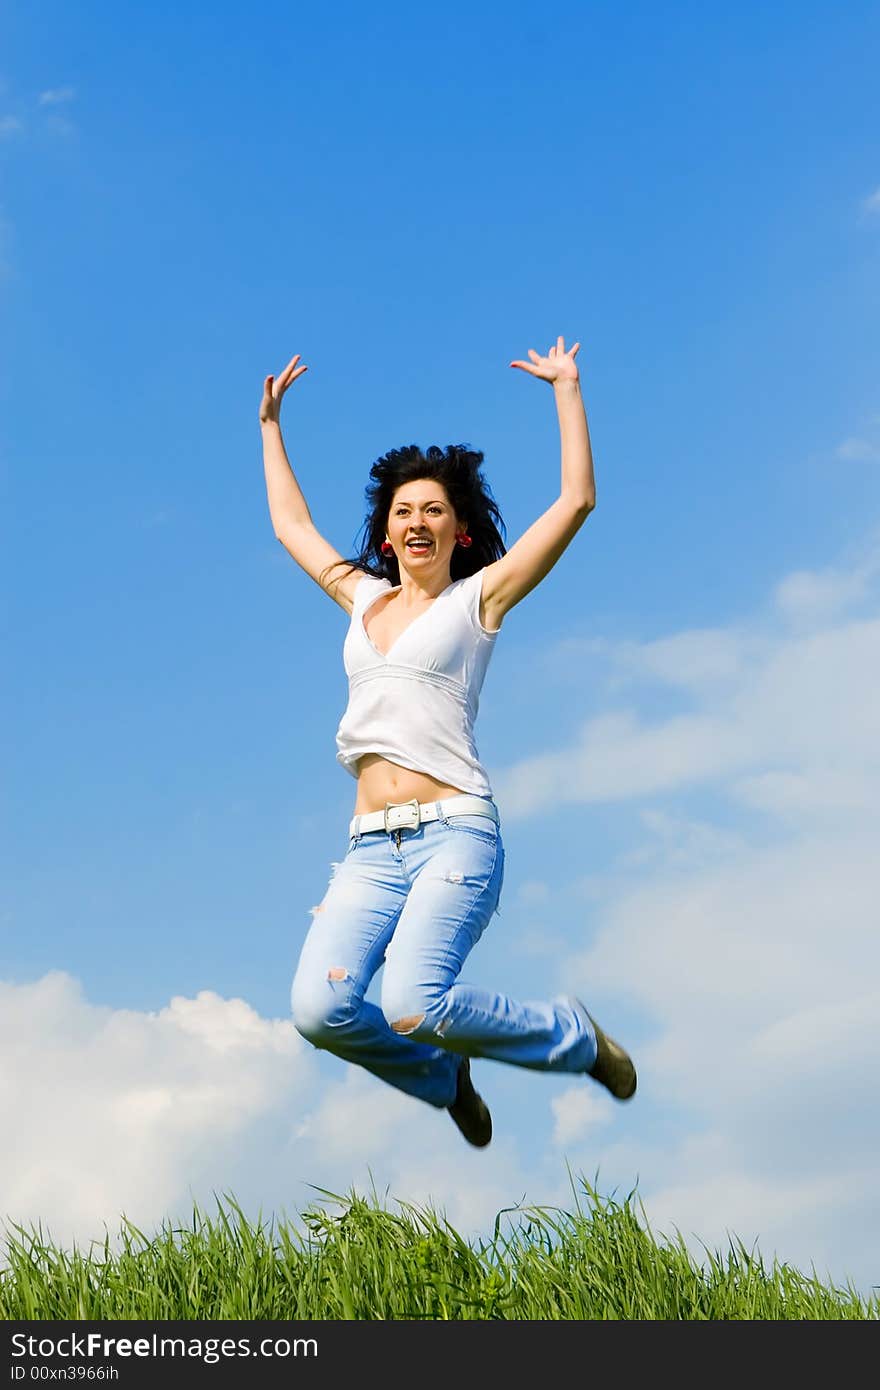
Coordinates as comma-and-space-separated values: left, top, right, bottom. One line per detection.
259, 353, 308, 425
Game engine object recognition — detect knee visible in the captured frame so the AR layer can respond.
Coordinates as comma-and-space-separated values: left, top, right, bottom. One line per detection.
290, 969, 357, 1046
380, 977, 439, 1040
291, 1001, 332, 1048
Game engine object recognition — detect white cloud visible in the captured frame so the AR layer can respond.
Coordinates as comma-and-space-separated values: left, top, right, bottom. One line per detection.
0, 971, 591, 1267
836, 437, 880, 462
550, 1085, 610, 1146
38, 87, 75, 106
597, 627, 763, 692
294, 1068, 413, 1157
637, 1152, 876, 1293
0, 116, 23, 138
773, 561, 876, 624
569, 831, 878, 1059
732, 766, 879, 817
494, 544, 880, 820
290, 1068, 555, 1234
616, 808, 746, 874
0, 973, 314, 1254
495, 709, 756, 815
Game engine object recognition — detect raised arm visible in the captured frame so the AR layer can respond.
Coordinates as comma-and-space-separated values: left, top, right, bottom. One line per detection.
260, 354, 366, 613
481, 336, 595, 628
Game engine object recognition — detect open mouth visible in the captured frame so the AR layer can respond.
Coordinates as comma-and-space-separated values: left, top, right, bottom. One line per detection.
405, 539, 433, 553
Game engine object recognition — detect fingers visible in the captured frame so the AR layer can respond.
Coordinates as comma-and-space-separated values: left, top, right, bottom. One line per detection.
547, 335, 581, 357
511, 346, 551, 377
262, 356, 309, 417
512, 338, 580, 370
277, 353, 304, 379
510, 337, 581, 382
270, 357, 308, 392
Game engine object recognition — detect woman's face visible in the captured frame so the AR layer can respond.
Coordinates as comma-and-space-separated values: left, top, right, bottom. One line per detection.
386, 478, 464, 574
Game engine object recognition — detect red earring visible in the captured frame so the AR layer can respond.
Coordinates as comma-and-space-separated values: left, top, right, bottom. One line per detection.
381, 540, 393, 555
455, 532, 472, 548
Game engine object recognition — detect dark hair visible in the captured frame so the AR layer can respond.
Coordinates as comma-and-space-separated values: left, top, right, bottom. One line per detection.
322, 444, 507, 588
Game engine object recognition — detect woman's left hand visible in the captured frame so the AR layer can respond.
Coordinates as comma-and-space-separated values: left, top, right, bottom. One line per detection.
510, 335, 581, 385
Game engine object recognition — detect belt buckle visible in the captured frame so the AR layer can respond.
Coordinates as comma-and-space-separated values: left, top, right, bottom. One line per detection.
383, 798, 421, 833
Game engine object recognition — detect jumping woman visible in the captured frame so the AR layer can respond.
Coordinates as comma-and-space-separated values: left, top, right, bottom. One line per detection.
259, 336, 636, 1148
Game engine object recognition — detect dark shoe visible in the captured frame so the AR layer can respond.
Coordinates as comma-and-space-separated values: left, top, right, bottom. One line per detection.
582, 1006, 637, 1101
448, 1057, 492, 1147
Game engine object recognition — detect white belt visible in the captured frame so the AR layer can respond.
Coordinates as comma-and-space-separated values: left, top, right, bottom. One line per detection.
349, 794, 499, 839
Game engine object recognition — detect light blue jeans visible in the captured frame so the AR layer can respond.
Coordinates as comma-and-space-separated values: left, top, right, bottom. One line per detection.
290, 802, 598, 1108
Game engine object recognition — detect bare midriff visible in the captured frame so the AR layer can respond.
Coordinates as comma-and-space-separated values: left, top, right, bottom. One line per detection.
353, 753, 469, 815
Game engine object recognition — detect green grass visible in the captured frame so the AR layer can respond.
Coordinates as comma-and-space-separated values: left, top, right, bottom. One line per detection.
1, 1178, 875, 1320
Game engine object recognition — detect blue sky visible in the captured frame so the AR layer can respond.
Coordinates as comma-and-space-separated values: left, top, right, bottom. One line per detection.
3, 1, 880, 1298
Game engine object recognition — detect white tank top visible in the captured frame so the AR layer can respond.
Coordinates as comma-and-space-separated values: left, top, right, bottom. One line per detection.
335, 568, 500, 795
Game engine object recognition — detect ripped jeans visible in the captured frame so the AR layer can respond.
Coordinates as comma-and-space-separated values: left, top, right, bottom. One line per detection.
290, 802, 598, 1108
